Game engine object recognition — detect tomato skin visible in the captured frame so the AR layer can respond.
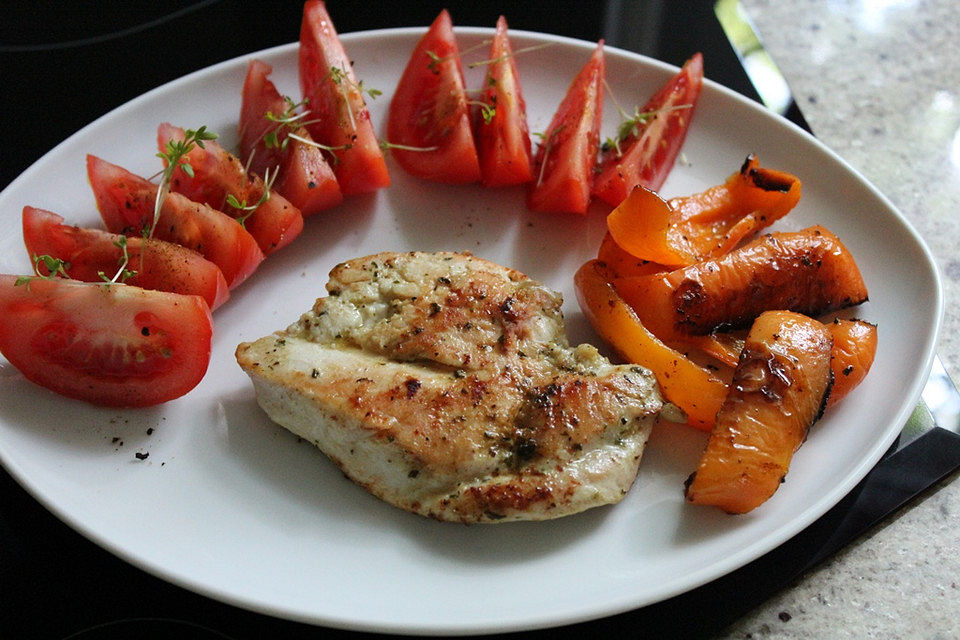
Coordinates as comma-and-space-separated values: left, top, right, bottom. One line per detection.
593, 53, 703, 207
0, 275, 212, 407
527, 42, 605, 214
273, 136, 344, 216
86, 154, 264, 290
476, 15, 533, 187
158, 123, 303, 254
239, 59, 343, 217
299, 0, 390, 195
21, 206, 230, 311
387, 9, 481, 184
239, 59, 286, 180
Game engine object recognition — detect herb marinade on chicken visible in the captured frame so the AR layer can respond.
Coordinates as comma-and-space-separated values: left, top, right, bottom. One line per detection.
236, 251, 662, 523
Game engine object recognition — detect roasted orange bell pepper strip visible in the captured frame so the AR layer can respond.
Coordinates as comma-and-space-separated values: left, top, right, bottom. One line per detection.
682, 333, 743, 368
607, 155, 801, 267
596, 231, 668, 278
597, 232, 740, 367
826, 318, 877, 408
574, 259, 726, 430
606, 186, 692, 267
614, 226, 868, 338
685, 310, 833, 513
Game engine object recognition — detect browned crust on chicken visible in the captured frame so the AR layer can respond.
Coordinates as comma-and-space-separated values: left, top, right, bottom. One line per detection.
236, 252, 662, 523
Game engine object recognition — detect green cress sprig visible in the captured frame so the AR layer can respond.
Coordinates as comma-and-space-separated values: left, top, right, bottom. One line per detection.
602, 104, 693, 157
469, 99, 497, 125
423, 44, 499, 123
328, 64, 381, 132
319, 71, 436, 153
424, 40, 492, 73
602, 84, 693, 157
465, 41, 555, 70
153, 126, 218, 237
98, 236, 138, 285
15, 255, 70, 288
13, 128, 216, 290
116, 126, 214, 284
465, 43, 555, 127
532, 124, 565, 187
226, 165, 278, 227
252, 96, 352, 169
262, 97, 316, 151
378, 140, 439, 152
15, 239, 137, 290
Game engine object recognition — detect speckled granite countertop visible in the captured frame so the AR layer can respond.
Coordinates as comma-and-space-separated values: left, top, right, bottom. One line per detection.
721, 1, 960, 637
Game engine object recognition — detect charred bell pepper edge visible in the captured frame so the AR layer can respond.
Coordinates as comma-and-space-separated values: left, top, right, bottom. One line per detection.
573, 259, 725, 431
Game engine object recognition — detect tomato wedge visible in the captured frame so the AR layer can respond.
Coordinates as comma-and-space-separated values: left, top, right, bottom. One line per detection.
158, 123, 303, 254
593, 53, 703, 207
87, 154, 264, 289
299, 0, 390, 195
238, 59, 342, 217
22, 206, 229, 311
387, 9, 480, 183
239, 59, 288, 181
475, 15, 533, 187
0, 275, 212, 407
527, 41, 605, 214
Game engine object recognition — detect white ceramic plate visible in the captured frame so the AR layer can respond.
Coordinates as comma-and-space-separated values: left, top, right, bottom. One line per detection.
0, 28, 942, 635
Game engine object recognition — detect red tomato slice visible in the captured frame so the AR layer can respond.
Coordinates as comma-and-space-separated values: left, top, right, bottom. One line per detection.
299, 0, 390, 195
21, 206, 230, 311
87, 154, 264, 289
239, 58, 287, 181
527, 41, 605, 214
273, 135, 344, 217
158, 123, 303, 254
476, 15, 533, 187
593, 53, 703, 207
0, 275, 212, 407
387, 9, 480, 184
239, 59, 343, 217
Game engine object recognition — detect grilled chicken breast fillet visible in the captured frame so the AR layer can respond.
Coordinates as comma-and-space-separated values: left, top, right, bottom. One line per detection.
236, 252, 663, 523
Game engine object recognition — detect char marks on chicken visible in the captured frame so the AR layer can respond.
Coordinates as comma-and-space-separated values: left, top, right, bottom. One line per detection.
236, 251, 662, 523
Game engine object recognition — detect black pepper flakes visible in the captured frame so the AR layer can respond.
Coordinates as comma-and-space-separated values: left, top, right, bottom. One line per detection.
135, 451, 149, 461
500, 297, 520, 322
404, 378, 422, 398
